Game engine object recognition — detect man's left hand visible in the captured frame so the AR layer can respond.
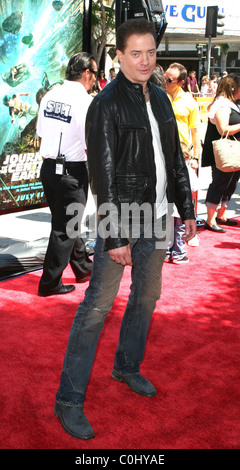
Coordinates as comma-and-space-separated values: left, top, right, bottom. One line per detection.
108, 244, 132, 266
182, 219, 197, 241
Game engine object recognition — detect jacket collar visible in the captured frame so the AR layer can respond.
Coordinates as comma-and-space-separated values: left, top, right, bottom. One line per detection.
117, 69, 147, 95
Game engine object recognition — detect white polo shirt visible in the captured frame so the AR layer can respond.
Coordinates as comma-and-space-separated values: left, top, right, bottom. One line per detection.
37, 80, 92, 162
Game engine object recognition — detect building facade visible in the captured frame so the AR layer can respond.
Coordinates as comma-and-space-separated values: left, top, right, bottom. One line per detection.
157, 0, 240, 77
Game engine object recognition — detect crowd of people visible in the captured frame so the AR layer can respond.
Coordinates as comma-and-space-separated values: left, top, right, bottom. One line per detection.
202, 73, 240, 232
36, 18, 239, 440
182, 68, 240, 235
200, 71, 228, 96
90, 61, 232, 106
150, 63, 240, 246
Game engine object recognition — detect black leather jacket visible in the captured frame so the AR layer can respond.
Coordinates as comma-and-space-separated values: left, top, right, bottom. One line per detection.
86, 70, 195, 250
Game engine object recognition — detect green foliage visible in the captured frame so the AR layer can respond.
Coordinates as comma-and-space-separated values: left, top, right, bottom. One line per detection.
220, 43, 230, 55
91, 0, 116, 65
92, 1, 115, 32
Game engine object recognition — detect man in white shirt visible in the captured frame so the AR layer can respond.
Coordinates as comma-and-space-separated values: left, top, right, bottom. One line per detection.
37, 52, 97, 297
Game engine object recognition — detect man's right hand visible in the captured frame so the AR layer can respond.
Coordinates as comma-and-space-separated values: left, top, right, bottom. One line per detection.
108, 244, 132, 266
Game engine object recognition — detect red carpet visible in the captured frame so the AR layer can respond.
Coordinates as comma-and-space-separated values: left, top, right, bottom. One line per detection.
1, 219, 240, 452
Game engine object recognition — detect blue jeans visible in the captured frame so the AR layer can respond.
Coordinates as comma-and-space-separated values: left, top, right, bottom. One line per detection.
56, 216, 169, 407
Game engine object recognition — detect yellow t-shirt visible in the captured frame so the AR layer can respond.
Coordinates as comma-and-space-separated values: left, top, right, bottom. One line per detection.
168, 88, 200, 146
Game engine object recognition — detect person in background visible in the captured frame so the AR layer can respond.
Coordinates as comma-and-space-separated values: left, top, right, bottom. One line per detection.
107, 67, 116, 83
97, 70, 107, 91
37, 52, 97, 297
202, 74, 240, 232
150, 64, 167, 92
218, 71, 228, 83
54, 18, 196, 440
185, 70, 200, 94
209, 74, 218, 96
165, 141, 199, 264
200, 75, 210, 95
165, 62, 201, 171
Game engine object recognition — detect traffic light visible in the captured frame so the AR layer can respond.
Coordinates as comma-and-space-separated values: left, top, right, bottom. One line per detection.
196, 44, 203, 56
196, 44, 207, 58
205, 6, 225, 38
216, 11, 225, 35
212, 45, 220, 57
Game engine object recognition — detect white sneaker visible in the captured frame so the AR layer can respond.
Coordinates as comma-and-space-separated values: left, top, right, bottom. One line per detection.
172, 256, 189, 265
187, 235, 200, 247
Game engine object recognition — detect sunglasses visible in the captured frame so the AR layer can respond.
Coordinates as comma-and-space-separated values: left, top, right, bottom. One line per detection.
90, 69, 98, 77
165, 77, 178, 84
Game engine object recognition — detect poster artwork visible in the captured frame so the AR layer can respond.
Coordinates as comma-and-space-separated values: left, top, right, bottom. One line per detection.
0, 0, 84, 213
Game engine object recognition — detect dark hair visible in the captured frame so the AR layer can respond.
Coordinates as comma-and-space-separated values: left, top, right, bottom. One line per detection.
3, 95, 10, 106
150, 64, 166, 91
212, 73, 240, 104
116, 18, 156, 52
36, 87, 48, 106
66, 52, 96, 81
168, 62, 187, 82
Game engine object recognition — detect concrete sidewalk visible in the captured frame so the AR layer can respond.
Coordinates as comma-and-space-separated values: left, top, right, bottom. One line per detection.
0, 188, 96, 249
0, 166, 239, 249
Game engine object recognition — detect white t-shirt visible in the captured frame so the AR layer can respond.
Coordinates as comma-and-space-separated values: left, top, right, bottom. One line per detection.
146, 101, 167, 218
208, 96, 240, 120
37, 80, 92, 162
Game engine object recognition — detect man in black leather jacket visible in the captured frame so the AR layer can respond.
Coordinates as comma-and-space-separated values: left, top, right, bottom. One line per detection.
54, 18, 196, 440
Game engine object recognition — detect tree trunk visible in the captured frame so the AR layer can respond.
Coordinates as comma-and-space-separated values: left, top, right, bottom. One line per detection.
91, 0, 108, 68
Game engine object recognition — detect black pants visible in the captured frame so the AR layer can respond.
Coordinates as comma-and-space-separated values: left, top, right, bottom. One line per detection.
39, 159, 92, 294
206, 164, 240, 207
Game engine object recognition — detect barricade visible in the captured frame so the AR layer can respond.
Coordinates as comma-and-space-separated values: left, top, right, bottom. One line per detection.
193, 93, 214, 123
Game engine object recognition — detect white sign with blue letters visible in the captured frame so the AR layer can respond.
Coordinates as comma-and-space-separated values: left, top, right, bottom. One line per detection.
164, 1, 239, 35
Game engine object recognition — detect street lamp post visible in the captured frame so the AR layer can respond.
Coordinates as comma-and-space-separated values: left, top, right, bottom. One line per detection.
207, 36, 212, 78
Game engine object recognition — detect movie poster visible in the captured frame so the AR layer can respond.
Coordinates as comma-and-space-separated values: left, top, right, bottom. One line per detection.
0, 0, 84, 213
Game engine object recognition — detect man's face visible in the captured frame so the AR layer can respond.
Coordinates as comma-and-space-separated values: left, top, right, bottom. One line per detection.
165, 67, 182, 94
117, 33, 156, 85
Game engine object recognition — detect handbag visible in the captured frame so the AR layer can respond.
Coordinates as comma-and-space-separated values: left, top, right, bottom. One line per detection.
213, 131, 240, 172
